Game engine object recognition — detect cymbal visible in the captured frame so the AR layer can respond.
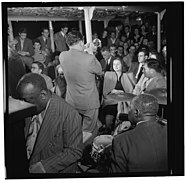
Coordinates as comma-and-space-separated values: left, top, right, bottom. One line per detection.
145, 88, 167, 105
107, 92, 136, 102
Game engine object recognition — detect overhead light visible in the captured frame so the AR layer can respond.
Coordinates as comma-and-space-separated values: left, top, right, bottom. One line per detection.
78, 7, 84, 10
122, 6, 128, 10
136, 17, 142, 21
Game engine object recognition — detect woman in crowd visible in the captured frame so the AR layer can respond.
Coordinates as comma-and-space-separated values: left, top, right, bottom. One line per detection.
123, 42, 129, 57
131, 27, 142, 45
100, 56, 134, 134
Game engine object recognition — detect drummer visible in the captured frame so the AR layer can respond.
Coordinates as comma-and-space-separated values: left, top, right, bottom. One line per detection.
110, 94, 168, 173
100, 56, 135, 134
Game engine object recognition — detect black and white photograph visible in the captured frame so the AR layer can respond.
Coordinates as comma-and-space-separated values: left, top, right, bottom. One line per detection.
1, 1, 184, 179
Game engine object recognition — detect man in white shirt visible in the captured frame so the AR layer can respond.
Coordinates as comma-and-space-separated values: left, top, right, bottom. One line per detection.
135, 48, 149, 82
31, 61, 53, 90
133, 58, 166, 95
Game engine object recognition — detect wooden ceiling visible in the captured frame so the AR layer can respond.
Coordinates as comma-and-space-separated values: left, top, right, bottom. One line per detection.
7, 6, 166, 20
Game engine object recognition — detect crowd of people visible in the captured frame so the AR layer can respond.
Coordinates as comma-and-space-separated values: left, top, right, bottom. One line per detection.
8, 21, 168, 175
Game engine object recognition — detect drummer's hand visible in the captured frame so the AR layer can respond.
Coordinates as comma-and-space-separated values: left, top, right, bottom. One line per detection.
111, 89, 124, 94
117, 121, 131, 134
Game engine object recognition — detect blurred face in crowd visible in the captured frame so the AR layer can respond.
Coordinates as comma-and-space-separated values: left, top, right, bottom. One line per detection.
138, 51, 147, 63
33, 42, 41, 51
124, 26, 130, 33
141, 25, 146, 32
113, 59, 122, 72
102, 30, 108, 38
101, 50, 110, 61
148, 41, 154, 49
42, 29, 49, 38
162, 46, 167, 59
61, 27, 68, 34
92, 33, 98, 40
143, 38, 148, 45
31, 63, 42, 74
19, 33, 27, 40
134, 28, 139, 35
121, 35, 126, 42
111, 32, 116, 39
117, 24, 123, 31
134, 43, 139, 50
110, 46, 117, 56
129, 46, 136, 55
117, 46, 124, 55
152, 25, 156, 32
123, 42, 129, 50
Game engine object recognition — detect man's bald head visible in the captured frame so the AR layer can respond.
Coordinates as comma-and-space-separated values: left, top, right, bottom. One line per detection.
17, 73, 48, 94
128, 94, 159, 124
16, 73, 49, 113
131, 94, 159, 115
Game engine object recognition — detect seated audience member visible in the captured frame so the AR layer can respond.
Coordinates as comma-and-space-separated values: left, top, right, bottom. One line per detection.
133, 59, 166, 95
124, 25, 132, 43
37, 28, 52, 65
119, 35, 127, 46
162, 45, 167, 65
140, 24, 148, 38
115, 23, 124, 39
15, 27, 34, 71
110, 94, 168, 173
101, 57, 134, 134
92, 32, 98, 40
100, 46, 115, 72
8, 40, 26, 98
131, 27, 142, 44
129, 48, 149, 83
109, 44, 117, 57
31, 61, 53, 90
123, 42, 129, 57
32, 39, 47, 65
117, 46, 124, 59
100, 29, 108, 47
123, 45, 136, 70
139, 37, 149, 51
16, 73, 83, 173
107, 31, 120, 48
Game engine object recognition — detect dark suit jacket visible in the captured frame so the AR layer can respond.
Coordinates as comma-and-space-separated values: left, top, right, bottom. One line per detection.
107, 38, 120, 47
54, 31, 68, 52
110, 120, 168, 173
15, 36, 34, 56
37, 36, 52, 52
100, 56, 115, 72
26, 93, 83, 173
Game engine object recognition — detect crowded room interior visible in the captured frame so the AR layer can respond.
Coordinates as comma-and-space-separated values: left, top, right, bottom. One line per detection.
5, 3, 180, 178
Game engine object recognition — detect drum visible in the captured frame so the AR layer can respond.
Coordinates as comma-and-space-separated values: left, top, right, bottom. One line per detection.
91, 135, 113, 163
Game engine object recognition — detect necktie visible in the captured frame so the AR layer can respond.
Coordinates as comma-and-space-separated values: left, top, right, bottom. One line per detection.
137, 66, 143, 82
141, 79, 149, 93
45, 38, 48, 45
26, 114, 42, 159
